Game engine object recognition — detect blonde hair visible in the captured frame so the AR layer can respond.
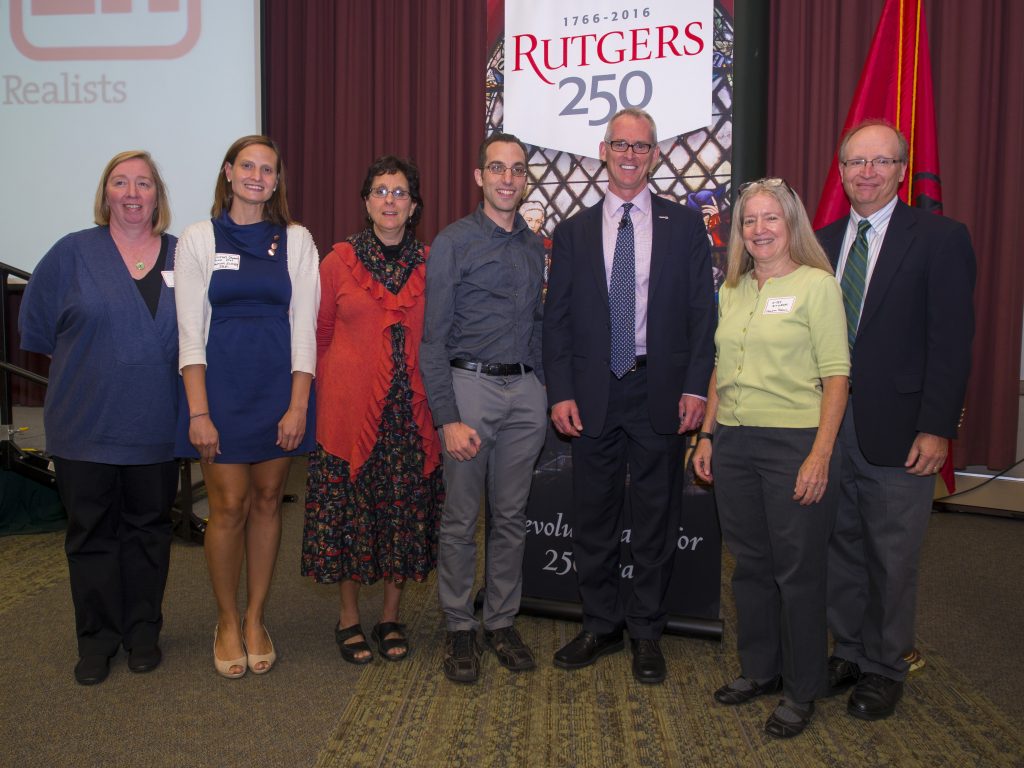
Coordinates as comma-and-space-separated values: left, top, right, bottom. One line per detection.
725, 179, 833, 287
93, 150, 171, 235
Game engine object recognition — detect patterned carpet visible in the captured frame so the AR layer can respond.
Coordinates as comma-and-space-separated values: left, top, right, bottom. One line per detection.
0, 530, 65, 614
316, 572, 1024, 768
3, 524, 1021, 767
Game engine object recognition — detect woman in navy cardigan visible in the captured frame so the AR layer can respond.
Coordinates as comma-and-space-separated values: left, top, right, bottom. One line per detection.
19, 150, 179, 686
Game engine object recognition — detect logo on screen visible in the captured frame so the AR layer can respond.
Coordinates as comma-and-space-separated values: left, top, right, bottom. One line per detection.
10, 0, 201, 61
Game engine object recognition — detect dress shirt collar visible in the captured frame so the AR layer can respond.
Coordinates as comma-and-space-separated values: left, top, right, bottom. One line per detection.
472, 203, 530, 237
849, 193, 898, 234
603, 186, 653, 219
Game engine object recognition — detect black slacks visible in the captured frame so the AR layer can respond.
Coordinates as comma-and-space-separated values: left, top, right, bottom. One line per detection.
570, 368, 685, 639
713, 425, 838, 702
53, 458, 177, 657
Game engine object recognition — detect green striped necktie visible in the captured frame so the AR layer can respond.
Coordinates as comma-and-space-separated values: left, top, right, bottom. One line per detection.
841, 219, 871, 351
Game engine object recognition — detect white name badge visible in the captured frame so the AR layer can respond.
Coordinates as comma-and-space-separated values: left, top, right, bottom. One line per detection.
161, 270, 175, 288
213, 253, 241, 271
763, 296, 796, 315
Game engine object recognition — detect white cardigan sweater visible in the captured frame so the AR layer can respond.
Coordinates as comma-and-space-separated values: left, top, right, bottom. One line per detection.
174, 219, 320, 375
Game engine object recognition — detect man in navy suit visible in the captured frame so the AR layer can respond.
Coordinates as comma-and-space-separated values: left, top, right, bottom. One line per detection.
817, 120, 975, 720
543, 108, 716, 684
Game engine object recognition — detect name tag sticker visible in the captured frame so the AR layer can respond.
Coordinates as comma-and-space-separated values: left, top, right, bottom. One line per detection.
161, 270, 174, 287
213, 253, 241, 271
763, 296, 796, 314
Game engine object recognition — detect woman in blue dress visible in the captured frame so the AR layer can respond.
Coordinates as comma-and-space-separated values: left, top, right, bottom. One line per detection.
175, 135, 320, 678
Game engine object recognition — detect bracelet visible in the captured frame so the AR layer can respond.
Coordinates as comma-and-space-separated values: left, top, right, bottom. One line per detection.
190, 412, 209, 420
697, 431, 714, 443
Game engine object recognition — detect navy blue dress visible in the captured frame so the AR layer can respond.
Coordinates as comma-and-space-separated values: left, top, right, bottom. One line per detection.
175, 216, 315, 462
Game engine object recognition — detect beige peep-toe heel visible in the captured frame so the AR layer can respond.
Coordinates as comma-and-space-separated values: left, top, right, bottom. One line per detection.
213, 624, 247, 679
246, 623, 277, 675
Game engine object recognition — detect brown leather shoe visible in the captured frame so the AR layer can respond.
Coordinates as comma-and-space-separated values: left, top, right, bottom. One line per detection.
443, 630, 482, 683
484, 626, 535, 671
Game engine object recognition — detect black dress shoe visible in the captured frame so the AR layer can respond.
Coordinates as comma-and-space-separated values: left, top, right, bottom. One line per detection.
713, 675, 782, 705
630, 638, 666, 684
553, 630, 624, 670
74, 655, 112, 686
826, 655, 861, 696
127, 645, 162, 673
848, 673, 903, 720
765, 700, 814, 738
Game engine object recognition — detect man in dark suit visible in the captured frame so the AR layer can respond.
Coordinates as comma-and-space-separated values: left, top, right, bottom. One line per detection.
817, 120, 975, 720
543, 108, 716, 684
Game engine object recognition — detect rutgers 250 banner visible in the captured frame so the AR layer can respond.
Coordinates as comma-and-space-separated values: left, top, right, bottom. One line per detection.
485, 0, 734, 636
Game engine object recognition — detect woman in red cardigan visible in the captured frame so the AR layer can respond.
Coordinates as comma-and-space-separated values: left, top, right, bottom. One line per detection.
301, 156, 442, 663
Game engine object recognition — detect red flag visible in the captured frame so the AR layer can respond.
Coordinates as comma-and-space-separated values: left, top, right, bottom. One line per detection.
814, 0, 955, 493
814, 0, 942, 227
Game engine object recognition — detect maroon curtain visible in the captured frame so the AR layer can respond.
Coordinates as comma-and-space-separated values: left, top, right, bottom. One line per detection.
263, 0, 488, 252
261, 0, 1020, 469
768, 0, 1024, 470
4, 289, 49, 407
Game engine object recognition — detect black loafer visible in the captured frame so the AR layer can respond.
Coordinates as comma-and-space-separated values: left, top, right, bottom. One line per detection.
765, 700, 814, 738
827, 655, 861, 696
74, 654, 112, 686
127, 645, 162, 673
713, 675, 782, 705
848, 673, 903, 720
553, 630, 624, 670
630, 638, 666, 684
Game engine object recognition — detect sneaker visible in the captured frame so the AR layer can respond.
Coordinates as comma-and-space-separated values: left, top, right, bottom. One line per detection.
443, 629, 482, 683
483, 626, 535, 671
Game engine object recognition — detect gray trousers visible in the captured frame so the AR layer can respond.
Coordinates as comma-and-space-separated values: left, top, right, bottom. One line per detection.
828, 400, 934, 681
714, 424, 838, 703
437, 368, 547, 631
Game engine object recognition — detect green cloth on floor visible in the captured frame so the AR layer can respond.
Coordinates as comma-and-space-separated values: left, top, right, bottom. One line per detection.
0, 470, 65, 535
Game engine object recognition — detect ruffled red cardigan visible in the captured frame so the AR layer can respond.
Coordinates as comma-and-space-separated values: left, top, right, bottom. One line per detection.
314, 241, 441, 480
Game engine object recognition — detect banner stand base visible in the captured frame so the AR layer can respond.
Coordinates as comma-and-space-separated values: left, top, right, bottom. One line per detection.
517, 596, 723, 641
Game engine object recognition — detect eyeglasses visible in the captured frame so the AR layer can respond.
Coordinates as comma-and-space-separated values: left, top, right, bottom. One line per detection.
840, 157, 904, 170
738, 177, 794, 194
605, 140, 654, 155
368, 186, 410, 200
484, 162, 528, 177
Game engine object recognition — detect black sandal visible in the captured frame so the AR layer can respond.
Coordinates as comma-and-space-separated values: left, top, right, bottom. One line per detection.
371, 622, 408, 662
335, 623, 373, 665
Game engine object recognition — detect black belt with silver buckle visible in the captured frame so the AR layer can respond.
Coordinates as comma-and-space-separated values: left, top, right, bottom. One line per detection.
451, 358, 532, 376
624, 355, 648, 373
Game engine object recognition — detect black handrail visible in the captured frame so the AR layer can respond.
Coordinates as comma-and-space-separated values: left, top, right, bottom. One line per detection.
1, 261, 35, 430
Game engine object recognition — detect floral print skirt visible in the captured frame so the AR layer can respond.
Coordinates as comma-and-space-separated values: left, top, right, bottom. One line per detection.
301, 325, 443, 584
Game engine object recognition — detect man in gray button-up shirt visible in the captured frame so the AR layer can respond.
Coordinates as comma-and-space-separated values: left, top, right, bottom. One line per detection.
420, 132, 547, 684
